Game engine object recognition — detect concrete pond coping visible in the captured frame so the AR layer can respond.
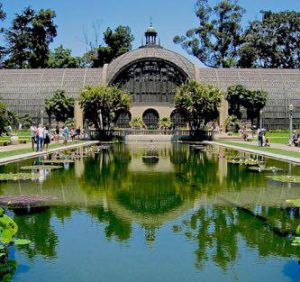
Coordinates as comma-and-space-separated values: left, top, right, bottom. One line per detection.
0, 141, 99, 165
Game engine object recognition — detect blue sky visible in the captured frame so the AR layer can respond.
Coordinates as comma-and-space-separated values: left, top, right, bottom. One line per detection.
1, 0, 300, 60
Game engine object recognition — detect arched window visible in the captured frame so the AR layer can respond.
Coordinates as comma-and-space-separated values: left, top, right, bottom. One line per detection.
142, 109, 159, 128
171, 110, 186, 128
115, 110, 131, 128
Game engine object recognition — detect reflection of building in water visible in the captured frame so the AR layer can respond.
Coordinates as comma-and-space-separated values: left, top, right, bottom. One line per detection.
127, 143, 175, 173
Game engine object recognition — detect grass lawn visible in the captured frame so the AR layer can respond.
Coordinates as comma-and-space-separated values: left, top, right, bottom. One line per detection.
233, 131, 289, 145
0, 141, 84, 159
218, 140, 300, 159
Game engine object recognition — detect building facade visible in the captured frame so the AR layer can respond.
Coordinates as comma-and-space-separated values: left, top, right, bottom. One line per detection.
0, 25, 300, 130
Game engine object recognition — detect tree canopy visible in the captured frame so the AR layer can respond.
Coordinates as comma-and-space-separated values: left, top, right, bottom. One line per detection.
80, 85, 131, 133
6, 7, 57, 68
47, 45, 81, 68
85, 26, 134, 67
174, 0, 245, 68
239, 11, 300, 68
0, 2, 6, 66
45, 90, 75, 123
226, 84, 268, 125
175, 81, 222, 130
0, 99, 17, 135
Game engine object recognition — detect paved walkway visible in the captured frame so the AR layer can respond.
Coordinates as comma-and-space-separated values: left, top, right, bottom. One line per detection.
0, 141, 99, 165
206, 141, 300, 164
0, 142, 32, 152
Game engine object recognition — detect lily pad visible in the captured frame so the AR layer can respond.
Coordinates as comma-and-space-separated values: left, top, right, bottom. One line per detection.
291, 237, 300, 247
286, 199, 300, 207
13, 239, 31, 245
268, 175, 300, 183
41, 160, 74, 165
248, 166, 283, 173
20, 165, 63, 171
0, 173, 40, 182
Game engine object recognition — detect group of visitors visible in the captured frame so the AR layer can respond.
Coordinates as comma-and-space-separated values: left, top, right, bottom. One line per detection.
30, 124, 51, 152
291, 131, 300, 146
257, 128, 270, 147
30, 124, 82, 152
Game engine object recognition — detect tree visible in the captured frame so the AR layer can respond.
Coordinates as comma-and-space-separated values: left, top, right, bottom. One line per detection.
0, 2, 6, 66
47, 45, 81, 68
242, 90, 267, 125
226, 85, 267, 125
19, 113, 32, 129
158, 117, 172, 129
6, 7, 57, 68
239, 11, 300, 68
174, 0, 245, 68
226, 84, 248, 119
0, 99, 17, 135
45, 90, 75, 123
174, 81, 222, 131
129, 117, 144, 129
80, 85, 131, 134
84, 25, 134, 67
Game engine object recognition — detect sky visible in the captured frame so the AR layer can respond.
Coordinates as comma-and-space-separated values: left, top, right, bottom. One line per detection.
1, 0, 300, 61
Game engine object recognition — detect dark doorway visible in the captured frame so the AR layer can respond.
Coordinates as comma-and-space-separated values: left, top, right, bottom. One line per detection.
142, 109, 159, 128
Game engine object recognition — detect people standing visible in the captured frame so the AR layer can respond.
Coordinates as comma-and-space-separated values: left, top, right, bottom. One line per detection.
43, 126, 50, 151
257, 128, 264, 147
30, 124, 37, 151
36, 124, 44, 152
55, 126, 60, 143
70, 128, 75, 142
63, 125, 69, 145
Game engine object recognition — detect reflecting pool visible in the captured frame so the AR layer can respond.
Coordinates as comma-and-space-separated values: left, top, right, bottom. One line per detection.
0, 143, 300, 282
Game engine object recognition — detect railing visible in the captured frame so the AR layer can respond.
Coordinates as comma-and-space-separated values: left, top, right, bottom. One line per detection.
90, 129, 213, 140
113, 129, 191, 136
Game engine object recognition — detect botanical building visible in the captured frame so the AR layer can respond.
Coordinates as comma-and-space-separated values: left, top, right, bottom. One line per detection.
0, 25, 300, 129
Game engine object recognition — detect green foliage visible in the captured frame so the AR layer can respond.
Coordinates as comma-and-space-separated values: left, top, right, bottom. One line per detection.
19, 113, 32, 129
129, 117, 144, 128
268, 175, 300, 183
65, 118, 75, 128
226, 85, 248, 119
243, 90, 267, 124
0, 208, 30, 279
175, 81, 222, 130
0, 99, 17, 135
226, 85, 267, 124
80, 85, 131, 132
174, 0, 245, 67
6, 7, 57, 68
0, 2, 6, 66
239, 11, 300, 68
158, 117, 171, 128
0, 173, 40, 181
225, 115, 241, 132
47, 45, 81, 68
85, 25, 134, 67
45, 90, 75, 123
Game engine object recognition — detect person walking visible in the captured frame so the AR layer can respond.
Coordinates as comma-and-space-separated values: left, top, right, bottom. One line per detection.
36, 124, 44, 152
55, 126, 60, 143
63, 125, 70, 145
43, 126, 51, 151
30, 124, 37, 151
257, 128, 264, 147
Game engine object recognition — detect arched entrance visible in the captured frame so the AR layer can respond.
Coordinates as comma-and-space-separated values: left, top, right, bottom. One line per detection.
115, 110, 131, 128
171, 110, 186, 128
143, 109, 159, 128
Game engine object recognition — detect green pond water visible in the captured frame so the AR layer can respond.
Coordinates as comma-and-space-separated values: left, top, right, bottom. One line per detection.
0, 143, 300, 282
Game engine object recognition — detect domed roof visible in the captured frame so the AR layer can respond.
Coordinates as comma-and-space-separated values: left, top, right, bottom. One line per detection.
146, 25, 157, 34
107, 46, 195, 83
